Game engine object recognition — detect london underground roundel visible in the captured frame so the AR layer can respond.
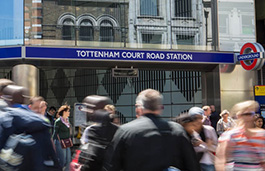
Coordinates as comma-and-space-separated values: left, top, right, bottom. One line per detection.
239, 42, 264, 71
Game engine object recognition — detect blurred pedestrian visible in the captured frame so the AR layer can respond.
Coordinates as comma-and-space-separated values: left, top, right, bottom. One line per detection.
187, 107, 218, 171
102, 89, 200, 171
0, 83, 60, 170
28, 96, 45, 113
104, 104, 115, 114
175, 112, 204, 145
104, 104, 120, 125
39, 101, 48, 115
53, 105, 72, 171
77, 95, 118, 171
0, 78, 14, 109
210, 105, 220, 130
215, 100, 265, 171
216, 110, 236, 136
202, 106, 212, 126
254, 114, 264, 128
27, 98, 51, 125
80, 96, 113, 145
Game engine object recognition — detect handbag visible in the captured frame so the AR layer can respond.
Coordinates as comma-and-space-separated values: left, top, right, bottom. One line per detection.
57, 134, 73, 149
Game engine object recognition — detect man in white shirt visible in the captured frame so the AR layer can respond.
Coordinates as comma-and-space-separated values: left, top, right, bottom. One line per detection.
189, 107, 218, 171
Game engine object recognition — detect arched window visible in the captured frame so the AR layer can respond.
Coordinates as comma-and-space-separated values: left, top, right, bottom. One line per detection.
140, 0, 159, 16
62, 18, 75, 40
79, 19, 94, 41
100, 20, 114, 42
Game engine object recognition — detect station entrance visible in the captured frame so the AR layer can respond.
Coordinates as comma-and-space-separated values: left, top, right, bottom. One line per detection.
39, 68, 204, 123
0, 46, 233, 124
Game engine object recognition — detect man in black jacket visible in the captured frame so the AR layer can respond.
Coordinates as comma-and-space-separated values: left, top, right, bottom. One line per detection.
102, 89, 200, 171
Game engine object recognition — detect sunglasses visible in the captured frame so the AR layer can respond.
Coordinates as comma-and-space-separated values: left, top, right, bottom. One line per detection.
241, 112, 255, 116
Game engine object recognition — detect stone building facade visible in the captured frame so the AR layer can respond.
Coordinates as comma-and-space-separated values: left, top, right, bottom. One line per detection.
20, 0, 214, 124
128, 0, 208, 49
25, 0, 129, 47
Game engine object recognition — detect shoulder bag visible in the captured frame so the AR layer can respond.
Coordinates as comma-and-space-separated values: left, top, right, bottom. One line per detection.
57, 134, 73, 149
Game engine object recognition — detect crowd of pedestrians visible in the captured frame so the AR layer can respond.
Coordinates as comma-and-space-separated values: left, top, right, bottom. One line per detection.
0, 78, 265, 171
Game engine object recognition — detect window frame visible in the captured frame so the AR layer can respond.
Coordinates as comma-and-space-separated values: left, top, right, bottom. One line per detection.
99, 20, 114, 42
62, 19, 75, 40
79, 19, 94, 41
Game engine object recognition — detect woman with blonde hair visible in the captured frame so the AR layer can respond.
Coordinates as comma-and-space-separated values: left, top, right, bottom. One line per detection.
215, 100, 265, 171
104, 104, 120, 125
52, 104, 72, 171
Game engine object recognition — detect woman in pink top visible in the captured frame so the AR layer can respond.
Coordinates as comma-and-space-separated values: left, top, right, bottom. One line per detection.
215, 100, 265, 171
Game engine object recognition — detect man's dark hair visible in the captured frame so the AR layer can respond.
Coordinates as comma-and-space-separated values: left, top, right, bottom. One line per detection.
48, 106, 56, 111
176, 113, 201, 125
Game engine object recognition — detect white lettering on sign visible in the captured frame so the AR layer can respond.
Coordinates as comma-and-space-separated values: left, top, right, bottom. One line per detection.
166, 53, 193, 60
77, 50, 120, 58
121, 52, 144, 59
76, 50, 193, 61
146, 53, 165, 59
237, 52, 261, 61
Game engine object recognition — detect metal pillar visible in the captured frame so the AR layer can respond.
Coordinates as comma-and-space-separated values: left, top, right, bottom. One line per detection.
202, 65, 221, 114
12, 64, 39, 97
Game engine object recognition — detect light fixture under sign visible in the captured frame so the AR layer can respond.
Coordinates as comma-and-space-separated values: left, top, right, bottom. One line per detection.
112, 68, 138, 78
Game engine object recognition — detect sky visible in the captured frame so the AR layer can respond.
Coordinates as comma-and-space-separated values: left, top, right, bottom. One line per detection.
0, 0, 23, 44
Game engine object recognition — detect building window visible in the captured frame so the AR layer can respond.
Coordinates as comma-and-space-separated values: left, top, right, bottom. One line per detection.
176, 35, 194, 45
142, 34, 162, 44
242, 15, 254, 35
62, 19, 75, 40
100, 20, 114, 42
79, 19, 94, 41
219, 14, 228, 34
175, 0, 192, 17
140, 0, 159, 16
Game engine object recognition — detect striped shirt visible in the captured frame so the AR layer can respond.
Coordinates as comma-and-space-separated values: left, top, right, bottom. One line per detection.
219, 127, 265, 171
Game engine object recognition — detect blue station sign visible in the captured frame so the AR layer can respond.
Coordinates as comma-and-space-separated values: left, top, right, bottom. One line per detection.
25, 46, 235, 64
0, 46, 235, 64
0, 47, 21, 59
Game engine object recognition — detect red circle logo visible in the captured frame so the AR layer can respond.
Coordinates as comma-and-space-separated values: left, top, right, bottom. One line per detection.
239, 43, 264, 71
